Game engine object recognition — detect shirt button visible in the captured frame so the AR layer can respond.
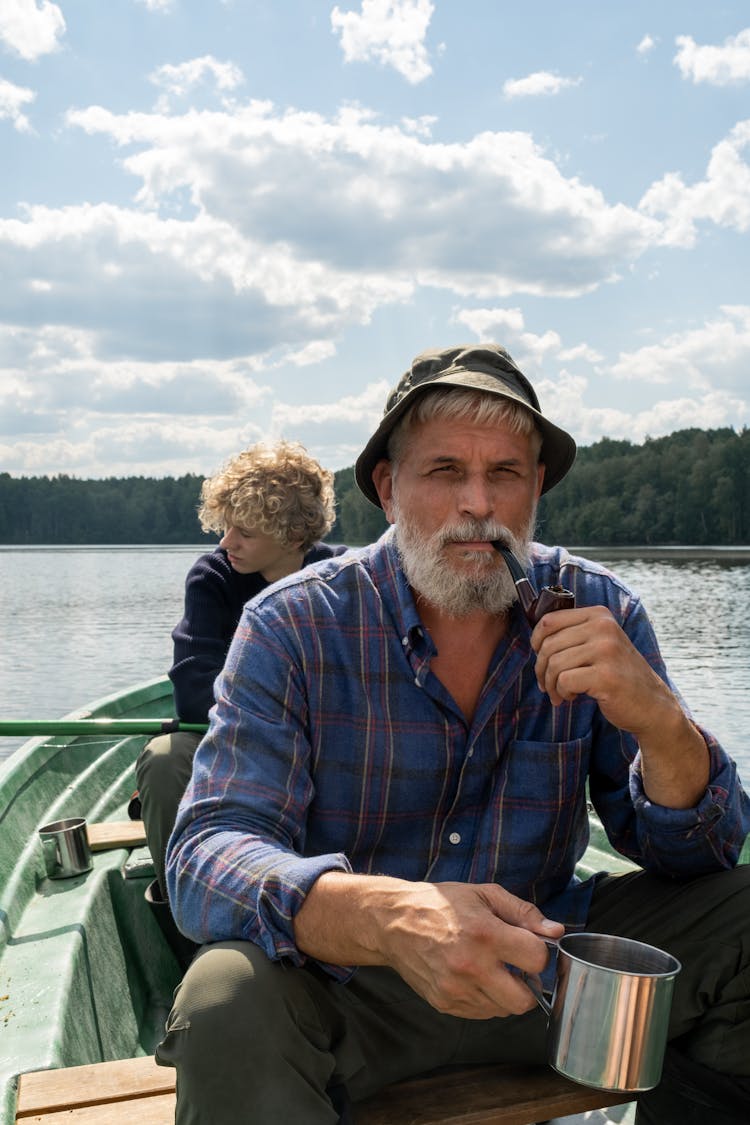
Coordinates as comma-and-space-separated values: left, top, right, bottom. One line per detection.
402, 636, 409, 646
449, 832, 461, 845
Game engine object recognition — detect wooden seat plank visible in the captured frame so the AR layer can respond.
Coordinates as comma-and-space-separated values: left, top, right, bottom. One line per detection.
355, 1063, 628, 1124
16, 1055, 630, 1125
16, 1056, 173, 1116
16, 1092, 175, 1125
86, 821, 147, 852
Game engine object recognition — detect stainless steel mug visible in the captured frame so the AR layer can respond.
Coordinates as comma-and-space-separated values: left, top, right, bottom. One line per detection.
38, 816, 93, 879
528, 932, 681, 1092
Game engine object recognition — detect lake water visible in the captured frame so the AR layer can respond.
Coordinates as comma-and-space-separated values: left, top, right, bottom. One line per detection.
0, 546, 748, 790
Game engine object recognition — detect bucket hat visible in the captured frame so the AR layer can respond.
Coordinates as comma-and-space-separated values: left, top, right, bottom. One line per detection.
354, 344, 577, 508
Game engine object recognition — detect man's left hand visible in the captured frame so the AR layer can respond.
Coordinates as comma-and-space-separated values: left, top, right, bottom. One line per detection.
531, 606, 709, 809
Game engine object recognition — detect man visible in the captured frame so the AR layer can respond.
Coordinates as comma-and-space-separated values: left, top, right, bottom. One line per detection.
160, 345, 750, 1124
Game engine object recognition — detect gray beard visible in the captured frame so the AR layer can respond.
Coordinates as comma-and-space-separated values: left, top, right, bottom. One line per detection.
392, 506, 535, 618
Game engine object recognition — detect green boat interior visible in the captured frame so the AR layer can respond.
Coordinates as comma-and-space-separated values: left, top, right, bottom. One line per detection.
0, 679, 180, 1124
1, 676, 748, 1124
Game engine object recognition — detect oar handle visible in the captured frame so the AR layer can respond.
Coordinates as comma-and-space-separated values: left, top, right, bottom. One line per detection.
0, 719, 209, 737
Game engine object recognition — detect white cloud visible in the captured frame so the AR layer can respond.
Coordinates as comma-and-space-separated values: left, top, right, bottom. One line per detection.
7, 93, 746, 478
0, 322, 276, 475
636, 34, 656, 56
62, 100, 660, 305
609, 305, 750, 392
640, 120, 750, 245
450, 305, 749, 448
0, 198, 414, 354
331, 0, 435, 84
674, 28, 750, 86
0, 0, 65, 61
274, 340, 338, 367
0, 323, 272, 414
270, 379, 391, 471
0, 76, 35, 132
0, 318, 384, 476
150, 55, 245, 102
0, 419, 262, 479
138, 0, 174, 11
400, 113, 436, 137
272, 379, 389, 429
454, 306, 599, 370
548, 367, 746, 449
502, 71, 582, 99
557, 342, 603, 365
455, 306, 526, 338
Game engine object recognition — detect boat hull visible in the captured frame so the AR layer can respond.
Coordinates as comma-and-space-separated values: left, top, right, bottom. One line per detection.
0, 677, 180, 1125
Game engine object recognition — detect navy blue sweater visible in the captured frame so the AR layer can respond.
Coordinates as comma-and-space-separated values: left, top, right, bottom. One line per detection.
169, 542, 348, 722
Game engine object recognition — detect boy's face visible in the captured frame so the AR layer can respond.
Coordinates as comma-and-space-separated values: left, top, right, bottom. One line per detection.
220, 524, 302, 581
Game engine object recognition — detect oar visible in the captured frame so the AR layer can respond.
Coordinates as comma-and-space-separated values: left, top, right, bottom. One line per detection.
0, 718, 209, 737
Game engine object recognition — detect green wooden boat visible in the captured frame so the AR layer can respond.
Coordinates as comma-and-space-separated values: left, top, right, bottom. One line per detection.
0, 676, 181, 1125
0, 677, 747, 1124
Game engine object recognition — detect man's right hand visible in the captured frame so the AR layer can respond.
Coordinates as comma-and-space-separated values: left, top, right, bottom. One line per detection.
294, 872, 563, 1019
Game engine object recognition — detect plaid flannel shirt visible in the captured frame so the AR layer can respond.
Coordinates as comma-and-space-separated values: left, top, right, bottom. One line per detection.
167, 531, 750, 976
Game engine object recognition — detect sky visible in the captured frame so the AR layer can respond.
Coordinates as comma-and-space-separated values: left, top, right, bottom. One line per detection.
1, 1, 749, 481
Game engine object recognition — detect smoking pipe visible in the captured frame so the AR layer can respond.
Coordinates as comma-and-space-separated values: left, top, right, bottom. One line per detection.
491, 540, 575, 625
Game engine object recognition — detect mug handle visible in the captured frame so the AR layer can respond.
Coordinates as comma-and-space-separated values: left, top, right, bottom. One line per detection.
523, 937, 559, 1019
41, 834, 61, 876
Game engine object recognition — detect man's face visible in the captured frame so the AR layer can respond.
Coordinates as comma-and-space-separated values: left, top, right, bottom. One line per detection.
372, 412, 545, 616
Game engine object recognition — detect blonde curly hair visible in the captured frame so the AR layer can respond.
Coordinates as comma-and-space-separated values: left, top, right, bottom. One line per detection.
198, 440, 336, 550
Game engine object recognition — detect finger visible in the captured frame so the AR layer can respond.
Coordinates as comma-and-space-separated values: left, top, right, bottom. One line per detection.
414, 950, 540, 1019
535, 639, 593, 702
442, 961, 543, 1019
533, 615, 622, 700
475, 893, 563, 979
530, 618, 585, 697
478, 966, 541, 1017
529, 605, 584, 652
531, 605, 614, 653
479, 884, 564, 938
538, 627, 641, 705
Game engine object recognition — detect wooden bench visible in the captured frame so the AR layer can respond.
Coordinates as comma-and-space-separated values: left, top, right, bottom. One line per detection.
87, 820, 147, 852
15, 1055, 629, 1124
52, 826, 627, 1120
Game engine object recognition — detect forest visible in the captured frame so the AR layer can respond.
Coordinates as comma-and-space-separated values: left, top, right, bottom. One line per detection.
0, 427, 747, 546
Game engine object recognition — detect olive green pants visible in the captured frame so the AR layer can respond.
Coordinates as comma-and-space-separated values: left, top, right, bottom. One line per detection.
135, 730, 202, 895
156, 865, 750, 1125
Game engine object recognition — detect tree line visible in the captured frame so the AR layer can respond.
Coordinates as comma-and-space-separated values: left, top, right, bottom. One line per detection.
0, 427, 747, 546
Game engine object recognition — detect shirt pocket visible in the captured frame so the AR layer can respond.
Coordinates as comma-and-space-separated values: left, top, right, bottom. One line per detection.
483, 732, 593, 897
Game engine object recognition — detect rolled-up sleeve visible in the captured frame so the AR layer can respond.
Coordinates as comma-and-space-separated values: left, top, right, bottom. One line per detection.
628, 726, 749, 873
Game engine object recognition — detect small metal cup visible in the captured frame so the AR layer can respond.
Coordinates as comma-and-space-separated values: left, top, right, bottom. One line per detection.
529, 932, 681, 1093
38, 817, 93, 879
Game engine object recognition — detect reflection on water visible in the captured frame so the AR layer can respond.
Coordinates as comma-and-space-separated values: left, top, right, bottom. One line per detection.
0, 546, 748, 786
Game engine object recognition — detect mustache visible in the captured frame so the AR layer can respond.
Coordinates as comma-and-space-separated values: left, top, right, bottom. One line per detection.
435, 520, 522, 552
